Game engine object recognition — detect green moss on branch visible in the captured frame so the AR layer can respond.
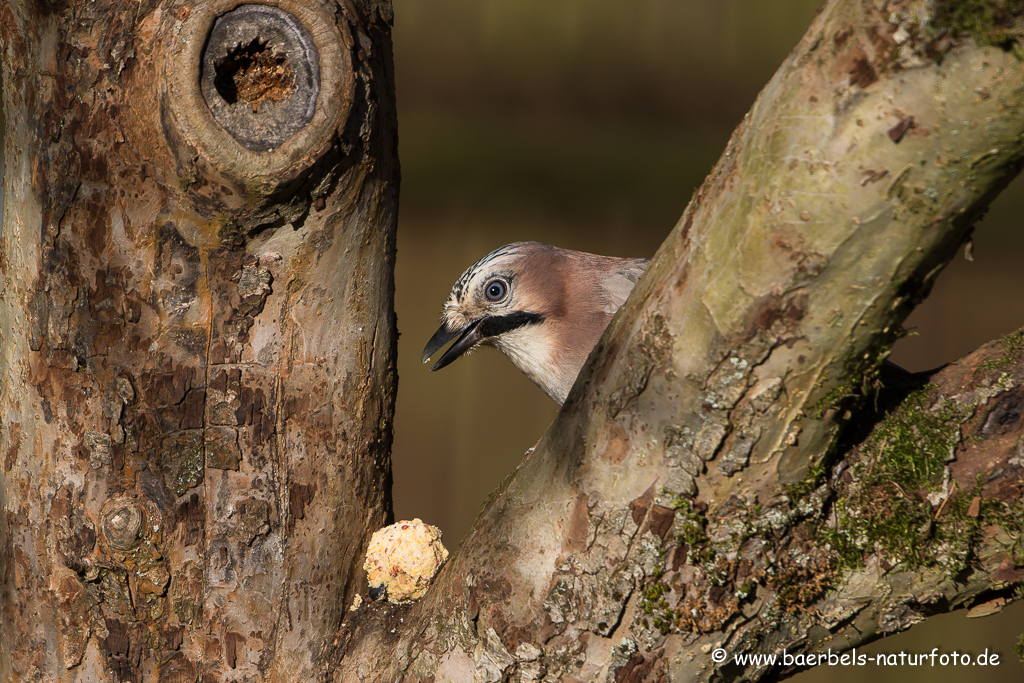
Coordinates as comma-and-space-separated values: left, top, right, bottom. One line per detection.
821, 387, 980, 573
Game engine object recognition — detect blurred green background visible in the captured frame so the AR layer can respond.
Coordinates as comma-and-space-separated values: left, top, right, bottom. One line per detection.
389, 1, 1024, 681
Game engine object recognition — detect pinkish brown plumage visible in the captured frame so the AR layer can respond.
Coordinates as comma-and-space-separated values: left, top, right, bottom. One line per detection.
422, 242, 649, 403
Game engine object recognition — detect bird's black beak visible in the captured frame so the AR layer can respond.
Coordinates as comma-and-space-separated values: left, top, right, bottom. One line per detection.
421, 320, 484, 371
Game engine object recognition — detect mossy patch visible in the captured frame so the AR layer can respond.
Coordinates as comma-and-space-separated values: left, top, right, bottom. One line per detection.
764, 549, 835, 612
808, 383, 855, 421
639, 581, 674, 635
977, 329, 1024, 373
639, 491, 838, 638
820, 387, 977, 572
633, 496, 736, 636
934, 0, 1024, 55
990, 496, 1024, 565
784, 462, 826, 500
671, 496, 711, 551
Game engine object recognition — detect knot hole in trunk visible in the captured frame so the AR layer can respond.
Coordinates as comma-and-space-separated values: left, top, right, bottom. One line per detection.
201, 5, 320, 152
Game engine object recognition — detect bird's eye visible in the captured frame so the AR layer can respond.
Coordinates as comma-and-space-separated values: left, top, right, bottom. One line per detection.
484, 278, 509, 302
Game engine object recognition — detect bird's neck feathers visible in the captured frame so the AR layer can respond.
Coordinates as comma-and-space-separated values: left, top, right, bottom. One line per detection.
492, 325, 572, 403
492, 263, 613, 404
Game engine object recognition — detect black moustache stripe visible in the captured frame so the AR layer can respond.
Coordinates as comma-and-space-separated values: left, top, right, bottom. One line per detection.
478, 311, 544, 338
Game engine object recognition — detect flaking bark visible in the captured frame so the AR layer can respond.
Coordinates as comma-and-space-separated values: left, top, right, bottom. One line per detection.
1, 0, 397, 680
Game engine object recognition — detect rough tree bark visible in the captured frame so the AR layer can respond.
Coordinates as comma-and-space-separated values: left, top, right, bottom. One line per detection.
3, 1, 1024, 683
0, 0, 398, 680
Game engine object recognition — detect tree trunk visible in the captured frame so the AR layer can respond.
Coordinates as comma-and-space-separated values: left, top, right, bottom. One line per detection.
0, 0, 397, 680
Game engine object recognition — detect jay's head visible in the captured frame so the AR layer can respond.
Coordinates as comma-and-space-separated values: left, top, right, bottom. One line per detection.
422, 241, 648, 404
